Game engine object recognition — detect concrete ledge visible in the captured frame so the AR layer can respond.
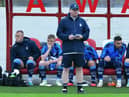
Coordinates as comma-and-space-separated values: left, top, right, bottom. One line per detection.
22, 74, 127, 86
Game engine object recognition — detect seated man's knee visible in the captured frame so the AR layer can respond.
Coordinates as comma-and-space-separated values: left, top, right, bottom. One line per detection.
125, 59, 129, 63
124, 59, 129, 70
39, 60, 49, 66
26, 60, 36, 69
39, 65, 46, 70
88, 60, 95, 67
125, 59, 129, 67
39, 61, 46, 66
13, 58, 23, 69
57, 60, 62, 66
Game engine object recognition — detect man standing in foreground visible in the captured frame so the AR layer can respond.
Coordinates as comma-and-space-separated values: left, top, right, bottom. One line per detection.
57, 3, 90, 93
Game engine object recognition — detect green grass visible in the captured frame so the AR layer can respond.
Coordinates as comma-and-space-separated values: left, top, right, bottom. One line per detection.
0, 86, 129, 97
0, 94, 129, 97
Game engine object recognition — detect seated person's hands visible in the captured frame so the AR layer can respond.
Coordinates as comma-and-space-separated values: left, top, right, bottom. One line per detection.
49, 59, 57, 64
104, 56, 111, 62
68, 34, 76, 40
75, 34, 83, 40
47, 44, 52, 49
28, 56, 34, 60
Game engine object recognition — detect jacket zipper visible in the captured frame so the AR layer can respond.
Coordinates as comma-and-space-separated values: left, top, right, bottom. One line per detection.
74, 20, 76, 34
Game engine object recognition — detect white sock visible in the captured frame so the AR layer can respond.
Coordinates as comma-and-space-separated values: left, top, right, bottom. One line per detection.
12, 69, 20, 75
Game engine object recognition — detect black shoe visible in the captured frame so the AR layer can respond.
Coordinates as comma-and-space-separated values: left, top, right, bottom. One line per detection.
77, 88, 85, 94
62, 88, 68, 94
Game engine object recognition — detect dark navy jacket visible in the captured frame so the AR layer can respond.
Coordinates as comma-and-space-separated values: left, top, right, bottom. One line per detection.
57, 13, 90, 54
10, 37, 41, 63
100, 42, 126, 62
84, 44, 98, 61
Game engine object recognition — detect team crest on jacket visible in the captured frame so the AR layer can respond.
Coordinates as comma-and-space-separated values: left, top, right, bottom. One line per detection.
80, 23, 82, 27
26, 46, 29, 50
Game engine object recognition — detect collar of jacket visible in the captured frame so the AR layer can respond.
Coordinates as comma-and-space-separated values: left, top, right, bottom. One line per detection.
67, 13, 80, 21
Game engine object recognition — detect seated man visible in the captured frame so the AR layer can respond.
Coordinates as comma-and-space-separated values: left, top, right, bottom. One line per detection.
83, 41, 98, 87
39, 34, 63, 86
124, 43, 129, 87
97, 36, 126, 88
10, 30, 41, 86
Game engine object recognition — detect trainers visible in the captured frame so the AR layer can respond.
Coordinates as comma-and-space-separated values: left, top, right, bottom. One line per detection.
9, 74, 16, 78
108, 82, 116, 87
12, 69, 20, 75
77, 88, 84, 94
28, 81, 33, 86
90, 83, 96, 87
112, 82, 116, 86
62, 88, 68, 93
67, 82, 74, 86
116, 80, 122, 88
97, 80, 103, 87
56, 80, 62, 86
40, 80, 52, 86
126, 82, 129, 87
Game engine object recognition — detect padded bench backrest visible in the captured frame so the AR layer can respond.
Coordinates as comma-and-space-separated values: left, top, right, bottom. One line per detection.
85, 38, 96, 49
30, 38, 41, 49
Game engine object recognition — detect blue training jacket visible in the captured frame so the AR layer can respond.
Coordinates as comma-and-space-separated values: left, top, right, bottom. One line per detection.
41, 43, 62, 59
84, 45, 98, 60
100, 42, 126, 61
57, 13, 90, 54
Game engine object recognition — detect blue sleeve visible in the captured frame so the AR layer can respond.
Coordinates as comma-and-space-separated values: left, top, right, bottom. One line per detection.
91, 47, 99, 60
41, 45, 47, 55
56, 19, 69, 41
56, 44, 63, 57
116, 44, 126, 61
121, 44, 126, 57
82, 20, 90, 41
100, 46, 108, 59
84, 49, 90, 60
